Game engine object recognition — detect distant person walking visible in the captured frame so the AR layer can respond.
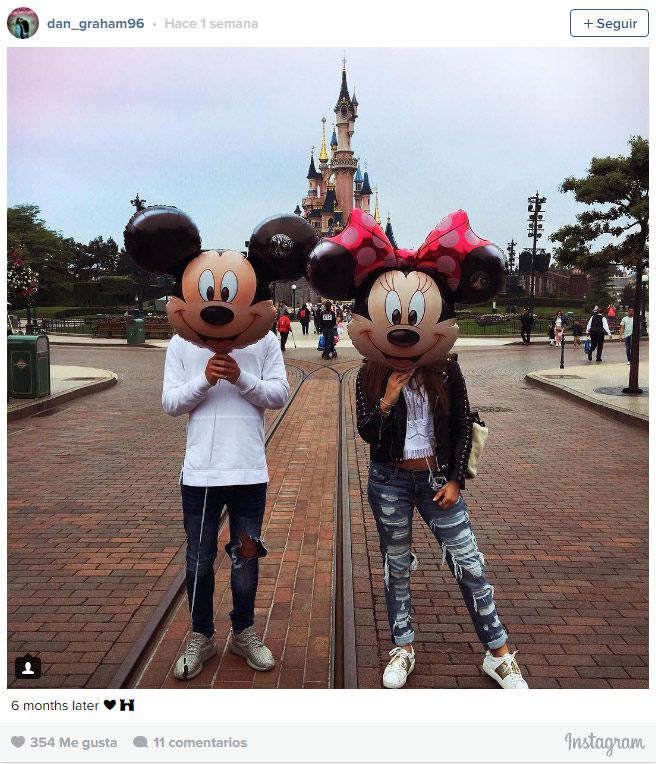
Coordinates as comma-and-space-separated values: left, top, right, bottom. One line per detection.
554, 311, 566, 346
314, 303, 323, 334
520, 308, 533, 344
547, 319, 556, 347
571, 320, 583, 349
586, 306, 612, 362
607, 304, 616, 319
297, 304, 310, 335
320, 300, 337, 359
619, 307, 634, 364
277, 312, 291, 351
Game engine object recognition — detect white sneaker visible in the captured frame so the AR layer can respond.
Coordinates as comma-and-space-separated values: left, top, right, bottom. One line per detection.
173, 631, 217, 680
228, 626, 275, 671
383, 646, 415, 689
482, 650, 529, 689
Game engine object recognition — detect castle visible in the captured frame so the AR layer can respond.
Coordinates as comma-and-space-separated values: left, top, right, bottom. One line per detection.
278, 63, 396, 308
295, 62, 396, 246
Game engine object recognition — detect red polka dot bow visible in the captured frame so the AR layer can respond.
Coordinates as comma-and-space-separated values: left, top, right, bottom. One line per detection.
327, 208, 492, 291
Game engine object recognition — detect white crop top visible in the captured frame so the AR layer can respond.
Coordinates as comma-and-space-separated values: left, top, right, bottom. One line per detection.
402, 383, 434, 459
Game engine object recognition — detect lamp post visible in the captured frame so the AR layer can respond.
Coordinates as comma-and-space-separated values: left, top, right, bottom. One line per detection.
640, 273, 648, 337
25, 296, 37, 335
526, 192, 547, 318
507, 239, 517, 273
291, 284, 297, 318
623, 260, 645, 395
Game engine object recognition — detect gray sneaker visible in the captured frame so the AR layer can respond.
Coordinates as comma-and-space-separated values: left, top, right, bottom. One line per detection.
228, 626, 275, 671
173, 631, 217, 680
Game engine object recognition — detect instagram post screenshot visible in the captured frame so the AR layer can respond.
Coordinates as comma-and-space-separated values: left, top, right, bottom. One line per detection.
1, 0, 654, 761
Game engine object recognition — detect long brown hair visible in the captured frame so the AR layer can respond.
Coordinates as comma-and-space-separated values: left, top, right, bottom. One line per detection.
360, 359, 450, 415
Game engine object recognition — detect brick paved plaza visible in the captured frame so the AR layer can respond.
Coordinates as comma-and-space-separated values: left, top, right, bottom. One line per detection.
7, 339, 648, 689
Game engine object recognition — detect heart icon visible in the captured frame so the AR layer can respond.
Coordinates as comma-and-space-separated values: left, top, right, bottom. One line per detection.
103, 699, 116, 710
11, 737, 25, 748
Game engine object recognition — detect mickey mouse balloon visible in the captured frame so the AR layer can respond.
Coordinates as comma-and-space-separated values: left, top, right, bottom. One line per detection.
124, 206, 318, 353
306, 209, 506, 370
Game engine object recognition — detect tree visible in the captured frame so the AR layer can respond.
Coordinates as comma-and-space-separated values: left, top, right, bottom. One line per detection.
7, 205, 77, 305
550, 136, 648, 391
585, 264, 617, 312
70, 236, 121, 280
620, 281, 636, 309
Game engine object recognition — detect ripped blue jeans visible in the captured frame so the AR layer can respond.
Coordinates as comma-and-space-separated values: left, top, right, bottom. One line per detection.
181, 482, 268, 638
367, 463, 508, 650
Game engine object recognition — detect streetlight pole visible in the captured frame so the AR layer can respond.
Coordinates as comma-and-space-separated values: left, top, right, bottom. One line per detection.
640, 273, 648, 337
526, 191, 547, 319
624, 259, 644, 395
506, 239, 516, 313
291, 284, 297, 317
25, 296, 36, 335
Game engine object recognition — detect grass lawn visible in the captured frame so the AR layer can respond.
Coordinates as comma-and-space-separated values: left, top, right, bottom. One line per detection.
12, 306, 77, 318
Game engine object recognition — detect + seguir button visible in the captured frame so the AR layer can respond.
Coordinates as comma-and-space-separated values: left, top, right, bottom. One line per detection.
570, 9, 649, 37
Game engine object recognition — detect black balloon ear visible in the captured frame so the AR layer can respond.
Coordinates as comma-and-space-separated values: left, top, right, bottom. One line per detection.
124, 206, 201, 275
248, 214, 319, 284
455, 244, 507, 304
306, 239, 357, 300
431, 276, 457, 321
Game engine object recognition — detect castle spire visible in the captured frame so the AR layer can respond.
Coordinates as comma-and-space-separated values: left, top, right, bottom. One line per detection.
306, 149, 319, 180
319, 117, 328, 163
373, 188, 381, 224
335, 61, 351, 109
385, 214, 398, 249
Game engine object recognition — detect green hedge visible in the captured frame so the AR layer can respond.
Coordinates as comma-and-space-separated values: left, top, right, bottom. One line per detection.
460, 296, 585, 311
54, 306, 128, 318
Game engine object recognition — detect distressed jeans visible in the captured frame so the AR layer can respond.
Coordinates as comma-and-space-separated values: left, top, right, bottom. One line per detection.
367, 462, 508, 650
181, 482, 268, 638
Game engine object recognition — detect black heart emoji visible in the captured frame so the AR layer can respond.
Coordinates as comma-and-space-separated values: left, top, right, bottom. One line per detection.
104, 699, 116, 710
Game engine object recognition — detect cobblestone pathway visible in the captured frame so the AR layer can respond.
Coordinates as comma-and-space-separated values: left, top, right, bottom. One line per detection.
8, 342, 648, 690
135, 369, 343, 689
7, 346, 304, 688
345, 346, 648, 689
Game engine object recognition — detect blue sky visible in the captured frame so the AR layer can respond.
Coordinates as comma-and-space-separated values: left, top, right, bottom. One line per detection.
8, 47, 648, 257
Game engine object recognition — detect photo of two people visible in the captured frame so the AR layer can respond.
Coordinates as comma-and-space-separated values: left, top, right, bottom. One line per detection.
7, 46, 648, 696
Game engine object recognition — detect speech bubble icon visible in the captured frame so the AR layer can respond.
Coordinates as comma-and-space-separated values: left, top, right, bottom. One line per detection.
133, 736, 148, 748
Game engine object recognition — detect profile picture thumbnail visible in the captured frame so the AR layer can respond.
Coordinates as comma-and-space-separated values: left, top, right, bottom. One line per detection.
7, 7, 39, 39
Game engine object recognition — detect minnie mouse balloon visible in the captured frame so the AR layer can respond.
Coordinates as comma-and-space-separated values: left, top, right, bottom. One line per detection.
306, 209, 506, 370
124, 206, 318, 354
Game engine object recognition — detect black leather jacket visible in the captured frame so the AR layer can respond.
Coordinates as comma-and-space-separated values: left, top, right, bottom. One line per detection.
355, 359, 473, 488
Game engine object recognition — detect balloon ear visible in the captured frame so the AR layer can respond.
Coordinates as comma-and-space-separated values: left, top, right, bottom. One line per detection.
455, 244, 507, 304
248, 214, 319, 284
306, 238, 357, 300
124, 206, 201, 276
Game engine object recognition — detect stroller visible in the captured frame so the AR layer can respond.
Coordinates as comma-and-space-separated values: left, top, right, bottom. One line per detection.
318, 326, 339, 358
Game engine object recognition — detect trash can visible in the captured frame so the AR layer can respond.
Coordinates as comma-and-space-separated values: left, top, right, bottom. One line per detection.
7, 334, 50, 399
126, 317, 145, 345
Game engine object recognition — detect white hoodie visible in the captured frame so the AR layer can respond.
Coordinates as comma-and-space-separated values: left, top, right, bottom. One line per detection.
162, 332, 289, 486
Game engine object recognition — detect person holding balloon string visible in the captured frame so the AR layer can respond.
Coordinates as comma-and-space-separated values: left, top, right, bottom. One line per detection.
124, 206, 319, 681
307, 208, 529, 690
